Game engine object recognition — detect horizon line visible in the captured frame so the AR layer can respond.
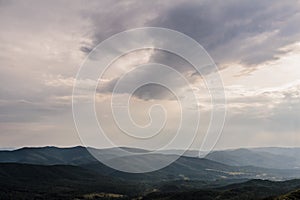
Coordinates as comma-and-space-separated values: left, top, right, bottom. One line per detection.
1, 145, 300, 151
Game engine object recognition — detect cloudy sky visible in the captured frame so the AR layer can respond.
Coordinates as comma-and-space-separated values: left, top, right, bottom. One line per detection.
0, 0, 300, 150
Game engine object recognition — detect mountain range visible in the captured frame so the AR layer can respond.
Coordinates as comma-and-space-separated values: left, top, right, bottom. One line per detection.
1, 146, 300, 199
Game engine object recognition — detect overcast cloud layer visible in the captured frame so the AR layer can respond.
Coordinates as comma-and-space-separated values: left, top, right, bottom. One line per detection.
0, 0, 300, 149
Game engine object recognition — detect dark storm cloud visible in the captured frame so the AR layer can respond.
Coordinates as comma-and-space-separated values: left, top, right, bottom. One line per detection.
80, 46, 93, 53
85, 0, 300, 68
96, 54, 186, 101
83, 0, 300, 100
156, 0, 300, 66
79, 0, 168, 51
98, 79, 176, 101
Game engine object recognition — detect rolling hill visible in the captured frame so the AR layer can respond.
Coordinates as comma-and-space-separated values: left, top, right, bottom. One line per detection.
1, 147, 300, 199
1, 146, 300, 182
205, 148, 300, 169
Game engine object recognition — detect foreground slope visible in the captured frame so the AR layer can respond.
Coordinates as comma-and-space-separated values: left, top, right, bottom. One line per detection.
0, 163, 143, 200
1, 163, 300, 200
271, 189, 300, 200
144, 179, 300, 200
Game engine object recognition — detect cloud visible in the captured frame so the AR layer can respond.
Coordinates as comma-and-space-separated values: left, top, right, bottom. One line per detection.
214, 83, 300, 149
154, 0, 300, 66
96, 49, 202, 100
0, 0, 300, 148
79, 0, 300, 103
83, 0, 300, 69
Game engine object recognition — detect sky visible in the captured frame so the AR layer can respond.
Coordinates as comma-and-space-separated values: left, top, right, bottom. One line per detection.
0, 0, 300, 150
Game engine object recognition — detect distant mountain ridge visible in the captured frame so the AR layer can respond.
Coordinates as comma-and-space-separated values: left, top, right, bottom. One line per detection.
205, 148, 300, 169
0, 146, 97, 165
2, 146, 300, 199
1, 146, 300, 181
2, 146, 300, 169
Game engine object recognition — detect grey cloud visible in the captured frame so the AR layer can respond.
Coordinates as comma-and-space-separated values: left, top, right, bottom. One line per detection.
227, 86, 300, 134
81, 0, 300, 101
80, 0, 169, 49
151, 0, 300, 66
1, 0, 300, 148
0, 98, 70, 123
80, 46, 93, 53
99, 79, 176, 101
85, 0, 300, 67
133, 84, 176, 101
96, 48, 215, 101
97, 55, 188, 101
